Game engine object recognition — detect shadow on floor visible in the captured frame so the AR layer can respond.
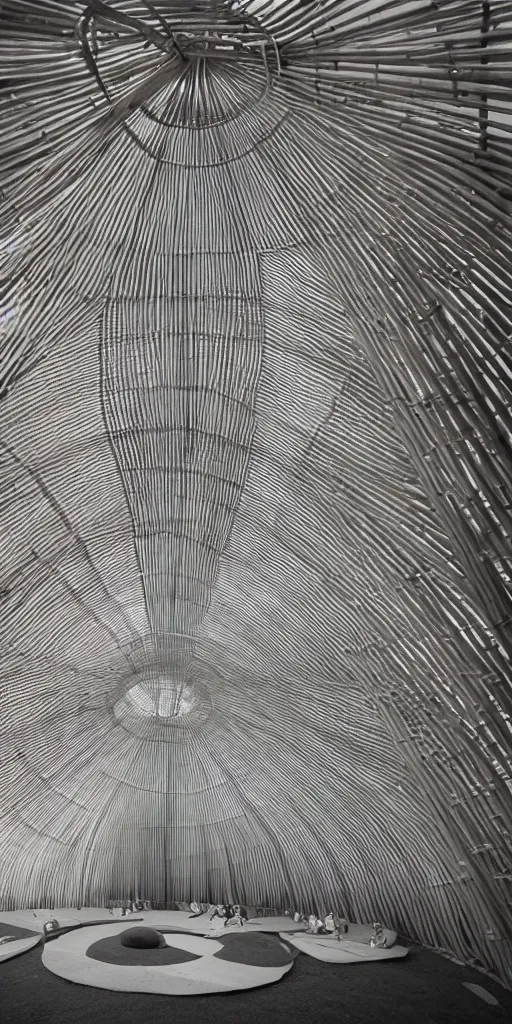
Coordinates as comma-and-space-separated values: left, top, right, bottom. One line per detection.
1, 942, 511, 1024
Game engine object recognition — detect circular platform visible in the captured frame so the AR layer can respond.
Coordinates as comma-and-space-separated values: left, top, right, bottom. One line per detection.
0, 923, 41, 963
282, 932, 409, 963
42, 922, 294, 994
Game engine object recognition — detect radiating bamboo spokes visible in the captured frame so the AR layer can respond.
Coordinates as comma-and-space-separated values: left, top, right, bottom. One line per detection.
101, 250, 263, 641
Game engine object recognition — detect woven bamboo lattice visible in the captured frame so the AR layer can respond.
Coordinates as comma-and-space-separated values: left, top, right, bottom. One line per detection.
1, 0, 512, 987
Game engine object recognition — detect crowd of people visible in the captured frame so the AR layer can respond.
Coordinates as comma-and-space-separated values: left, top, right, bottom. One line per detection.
207, 903, 249, 928
293, 911, 350, 939
109, 899, 387, 947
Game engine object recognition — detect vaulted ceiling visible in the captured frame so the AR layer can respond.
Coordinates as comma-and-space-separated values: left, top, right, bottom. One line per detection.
1, 0, 512, 987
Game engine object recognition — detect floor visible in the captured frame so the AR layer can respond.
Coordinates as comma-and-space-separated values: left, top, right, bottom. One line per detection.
1, 941, 511, 1024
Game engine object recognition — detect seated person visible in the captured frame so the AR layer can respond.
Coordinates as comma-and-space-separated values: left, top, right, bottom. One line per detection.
230, 905, 248, 927
210, 904, 227, 922
333, 914, 349, 939
370, 922, 388, 948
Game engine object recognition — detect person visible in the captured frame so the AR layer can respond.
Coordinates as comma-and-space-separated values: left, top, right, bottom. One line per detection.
210, 904, 227, 922
231, 905, 243, 928
370, 922, 387, 948
231, 905, 248, 927
307, 914, 318, 934
333, 914, 348, 940
189, 901, 204, 918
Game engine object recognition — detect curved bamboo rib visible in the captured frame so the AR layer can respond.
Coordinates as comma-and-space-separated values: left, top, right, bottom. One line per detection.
1, 0, 511, 988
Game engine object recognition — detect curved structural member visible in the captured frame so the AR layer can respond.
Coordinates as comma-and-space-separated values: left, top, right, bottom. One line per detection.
1, 0, 512, 988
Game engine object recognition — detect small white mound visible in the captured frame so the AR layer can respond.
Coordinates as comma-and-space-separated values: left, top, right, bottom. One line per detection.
463, 983, 499, 1006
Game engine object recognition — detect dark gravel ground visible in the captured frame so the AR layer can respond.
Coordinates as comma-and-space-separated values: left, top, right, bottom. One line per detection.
1, 939, 511, 1024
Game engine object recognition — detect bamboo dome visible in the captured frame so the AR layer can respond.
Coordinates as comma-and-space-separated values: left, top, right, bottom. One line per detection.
1, 0, 512, 988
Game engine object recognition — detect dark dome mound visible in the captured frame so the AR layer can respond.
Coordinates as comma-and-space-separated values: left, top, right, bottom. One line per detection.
88, 932, 201, 967
120, 926, 165, 949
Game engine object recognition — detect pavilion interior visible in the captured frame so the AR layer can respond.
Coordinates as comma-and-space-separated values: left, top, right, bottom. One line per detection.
0, 0, 512, 1016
